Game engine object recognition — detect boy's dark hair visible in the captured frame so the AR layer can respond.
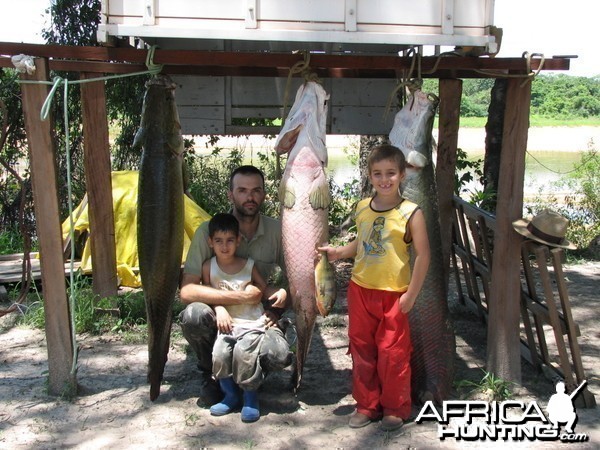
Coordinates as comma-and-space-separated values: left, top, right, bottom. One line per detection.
229, 165, 265, 190
208, 213, 239, 237
367, 144, 407, 173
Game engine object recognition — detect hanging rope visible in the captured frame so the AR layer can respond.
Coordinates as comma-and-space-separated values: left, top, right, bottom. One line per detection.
382, 47, 425, 121
281, 50, 320, 125
13, 45, 164, 375
472, 51, 546, 86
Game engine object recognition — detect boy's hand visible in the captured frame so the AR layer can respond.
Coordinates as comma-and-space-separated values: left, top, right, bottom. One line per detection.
268, 288, 287, 309
316, 245, 337, 262
215, 306, 233, 333
398, 291, 417, 314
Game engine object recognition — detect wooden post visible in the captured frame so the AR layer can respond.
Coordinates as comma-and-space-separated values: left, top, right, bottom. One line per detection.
486, 78, 531, 383
80, 73, 117, 298
436, 78, 462, 288
20, 58, 76, 396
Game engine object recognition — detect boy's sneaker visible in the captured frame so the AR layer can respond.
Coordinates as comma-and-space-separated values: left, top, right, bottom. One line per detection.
348, 412, 373, 428
380, 415, 404, 432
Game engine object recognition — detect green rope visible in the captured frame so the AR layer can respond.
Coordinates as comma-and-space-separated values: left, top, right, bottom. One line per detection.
16, 45, 163, 376
61, 77, 80, 375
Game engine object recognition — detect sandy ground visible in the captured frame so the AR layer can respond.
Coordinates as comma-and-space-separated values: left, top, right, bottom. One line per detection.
1, 261, 599, 449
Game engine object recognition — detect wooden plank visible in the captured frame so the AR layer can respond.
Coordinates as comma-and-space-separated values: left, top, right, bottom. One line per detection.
534, 246, 576, 388
521, 241, 552, 363
486, 77, 531, 383
437, 79, 462, 290
0, 258, 82, 284
550, 248, 596, 408
20, 58, 76, 396
80, 73, 118, 298
171, 76, 224, 105
0, 42, 572, 76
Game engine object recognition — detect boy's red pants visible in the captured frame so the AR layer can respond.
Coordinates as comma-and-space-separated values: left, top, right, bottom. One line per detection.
347, 280, 412, 419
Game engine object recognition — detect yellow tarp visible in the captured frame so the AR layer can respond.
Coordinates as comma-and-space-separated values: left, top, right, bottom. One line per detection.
61, 170, 211, 288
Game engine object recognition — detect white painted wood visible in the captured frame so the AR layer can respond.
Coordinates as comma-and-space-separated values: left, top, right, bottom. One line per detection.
345, 0, 357, 32
172, 76, 402, 135
442, 0, 455, 35
99, 0, 497, 49
246, 0, 258, 29
143, 0, 156, 25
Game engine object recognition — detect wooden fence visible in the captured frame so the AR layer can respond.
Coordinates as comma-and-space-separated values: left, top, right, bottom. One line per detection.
451, 196, 596, 408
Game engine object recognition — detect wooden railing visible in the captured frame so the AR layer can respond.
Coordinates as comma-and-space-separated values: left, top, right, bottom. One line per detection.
451, 196, 596, 408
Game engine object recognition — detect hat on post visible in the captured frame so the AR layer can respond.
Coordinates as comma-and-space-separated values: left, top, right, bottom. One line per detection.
512, 209, 576, 250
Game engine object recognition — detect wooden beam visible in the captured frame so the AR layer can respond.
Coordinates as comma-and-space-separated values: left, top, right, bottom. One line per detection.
80, 73, 118, 298
486, 78, 532, 384
20, 58, 76, 396
0, 42, 571, 78
436, 78, 462, 289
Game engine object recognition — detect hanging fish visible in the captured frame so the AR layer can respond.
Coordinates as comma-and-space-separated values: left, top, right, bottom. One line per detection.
274, 80, 333, 390
389, 88, 455, 404
135, 74, 185, 401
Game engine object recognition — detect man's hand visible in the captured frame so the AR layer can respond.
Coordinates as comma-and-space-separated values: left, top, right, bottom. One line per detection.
215, 306, 233, 334
241, 284, 262, 305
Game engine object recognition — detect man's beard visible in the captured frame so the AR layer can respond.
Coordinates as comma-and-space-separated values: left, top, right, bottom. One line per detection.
234, 202, 259, 218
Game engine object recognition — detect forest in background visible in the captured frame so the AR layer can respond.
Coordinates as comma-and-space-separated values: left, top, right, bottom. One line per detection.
423, 74, 600, 122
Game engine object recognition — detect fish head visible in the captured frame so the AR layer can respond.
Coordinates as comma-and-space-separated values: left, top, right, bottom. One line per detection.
275, 81, 329, 166
389, 90, 438, 180
134, 74, 184, 158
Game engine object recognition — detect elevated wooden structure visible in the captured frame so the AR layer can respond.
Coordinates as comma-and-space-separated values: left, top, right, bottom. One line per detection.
0, 32, 573, 395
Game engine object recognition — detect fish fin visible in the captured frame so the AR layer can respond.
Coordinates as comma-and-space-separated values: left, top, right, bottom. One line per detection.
309, 181, 330, 210
279, 181, 296, 208
316, 300, 328, 317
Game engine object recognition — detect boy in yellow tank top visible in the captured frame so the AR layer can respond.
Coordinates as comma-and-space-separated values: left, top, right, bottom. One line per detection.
319, 145, 430, 431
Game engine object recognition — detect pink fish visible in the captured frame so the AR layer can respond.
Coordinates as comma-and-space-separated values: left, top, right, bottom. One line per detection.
275, 81, 330, 390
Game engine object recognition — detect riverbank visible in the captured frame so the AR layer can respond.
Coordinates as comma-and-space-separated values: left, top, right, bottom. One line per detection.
449, 126, 599, 154
191, 126, 600, 157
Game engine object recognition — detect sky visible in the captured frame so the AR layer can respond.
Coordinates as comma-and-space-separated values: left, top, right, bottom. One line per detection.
0, 0, 597, 77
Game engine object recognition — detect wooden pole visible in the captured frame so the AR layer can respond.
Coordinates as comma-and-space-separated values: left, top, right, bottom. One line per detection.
20, 58, 76, 396
80, 72, 118, 298
436, 78, 462, 288
486, 78, 531, 383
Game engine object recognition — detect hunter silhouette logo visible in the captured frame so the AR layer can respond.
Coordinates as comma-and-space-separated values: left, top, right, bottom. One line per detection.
547, 380, 586, 435
415, 380, 589, 443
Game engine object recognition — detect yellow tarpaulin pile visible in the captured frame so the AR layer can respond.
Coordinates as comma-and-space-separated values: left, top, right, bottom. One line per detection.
61, 170, 211, 288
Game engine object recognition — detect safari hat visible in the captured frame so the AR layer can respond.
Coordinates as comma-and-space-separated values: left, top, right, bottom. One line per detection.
512, 209, 576, 250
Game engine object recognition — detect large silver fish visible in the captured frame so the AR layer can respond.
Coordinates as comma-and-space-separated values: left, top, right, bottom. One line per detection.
135, 74, 185, 401
389, 88, 455, 404
274, 81, 331, 390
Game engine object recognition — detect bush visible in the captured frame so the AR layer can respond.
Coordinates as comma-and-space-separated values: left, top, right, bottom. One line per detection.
525, 143, 600, 256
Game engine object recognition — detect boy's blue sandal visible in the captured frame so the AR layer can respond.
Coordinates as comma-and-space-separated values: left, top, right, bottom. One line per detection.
210, 377, 241, 416
241, 390, 260, 423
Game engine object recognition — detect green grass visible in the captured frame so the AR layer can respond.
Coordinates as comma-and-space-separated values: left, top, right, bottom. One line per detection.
441, 116, 600, 128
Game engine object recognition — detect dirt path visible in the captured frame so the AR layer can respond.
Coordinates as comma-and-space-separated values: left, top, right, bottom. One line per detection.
1, 261, 598, 449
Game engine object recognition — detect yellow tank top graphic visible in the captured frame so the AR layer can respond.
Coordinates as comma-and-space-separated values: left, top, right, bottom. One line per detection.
351, 197, 419, 292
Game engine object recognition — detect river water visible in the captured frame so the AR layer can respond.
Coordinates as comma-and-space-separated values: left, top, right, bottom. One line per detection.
325, 128, 597, 198
194, 127, 597, 198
